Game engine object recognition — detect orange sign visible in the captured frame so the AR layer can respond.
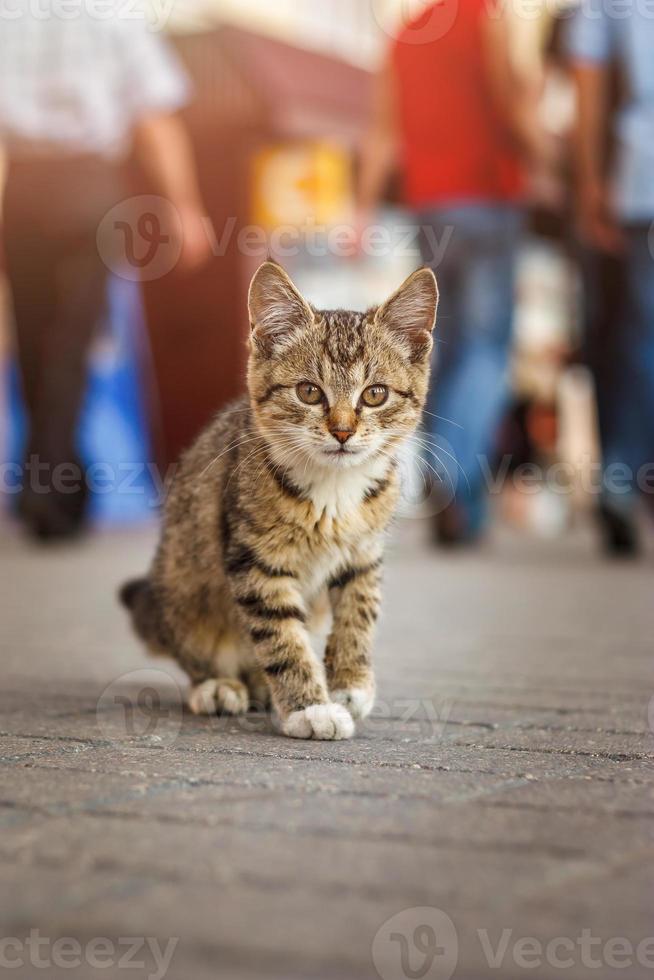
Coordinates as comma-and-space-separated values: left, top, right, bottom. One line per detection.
251, 142, 352, 229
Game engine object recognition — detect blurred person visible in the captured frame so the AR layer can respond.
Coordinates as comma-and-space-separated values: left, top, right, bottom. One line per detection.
0, 7, 210, 542
358, 1, 551, 547
568, 4, 654, 557
573, 55, 626, 539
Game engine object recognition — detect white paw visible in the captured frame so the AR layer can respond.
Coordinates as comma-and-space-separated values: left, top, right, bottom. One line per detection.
219, 682, 249, 716
331, 687, 375, 720
188, 680, 220, 716
282, 702, 355, 741
188, 679, 249, 716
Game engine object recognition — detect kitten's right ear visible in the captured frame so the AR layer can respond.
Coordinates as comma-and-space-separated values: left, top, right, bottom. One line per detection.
248, 261, 313, 347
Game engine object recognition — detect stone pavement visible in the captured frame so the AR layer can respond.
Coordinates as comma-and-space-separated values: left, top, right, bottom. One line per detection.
0, 519, 652, 980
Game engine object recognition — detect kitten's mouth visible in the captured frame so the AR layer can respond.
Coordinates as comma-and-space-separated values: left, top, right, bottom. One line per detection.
323, 446, 360, 455
321, 446, 365, 463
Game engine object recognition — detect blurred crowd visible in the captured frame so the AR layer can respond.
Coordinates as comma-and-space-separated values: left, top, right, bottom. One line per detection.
0, 0, 652, 557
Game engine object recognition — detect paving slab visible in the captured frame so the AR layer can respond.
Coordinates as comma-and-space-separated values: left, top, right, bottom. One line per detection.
0, 520, 652, 980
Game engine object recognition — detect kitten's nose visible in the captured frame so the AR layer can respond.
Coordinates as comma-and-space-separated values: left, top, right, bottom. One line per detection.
331, 429, 354, 445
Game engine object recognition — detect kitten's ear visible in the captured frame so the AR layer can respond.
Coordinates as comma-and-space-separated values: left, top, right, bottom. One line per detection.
376, 268, 438, 358
248, 261, 313, 347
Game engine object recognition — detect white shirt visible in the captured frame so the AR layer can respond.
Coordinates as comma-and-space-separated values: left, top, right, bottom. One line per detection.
0, 4, 190, 159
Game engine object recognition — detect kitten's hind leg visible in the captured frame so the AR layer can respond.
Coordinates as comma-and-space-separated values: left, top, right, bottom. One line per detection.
244, 666, 272, 712
188, 677, 250, 717
184, 630, 250, 716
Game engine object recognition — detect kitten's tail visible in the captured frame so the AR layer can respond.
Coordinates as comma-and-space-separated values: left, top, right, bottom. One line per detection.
119, 577, 160, 647
119, 577, 148, 612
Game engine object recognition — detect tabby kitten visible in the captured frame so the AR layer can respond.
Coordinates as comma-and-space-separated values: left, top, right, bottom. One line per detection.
121, 261, 438, 740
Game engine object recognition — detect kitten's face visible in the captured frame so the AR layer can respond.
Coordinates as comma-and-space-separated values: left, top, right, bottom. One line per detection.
247, 263, 438, 471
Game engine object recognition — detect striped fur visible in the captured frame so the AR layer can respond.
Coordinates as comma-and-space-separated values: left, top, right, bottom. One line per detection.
120, 262, 437, 739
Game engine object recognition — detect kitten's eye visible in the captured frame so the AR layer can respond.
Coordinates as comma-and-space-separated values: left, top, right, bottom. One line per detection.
296, 382, 324, 406
361, 385, 389, 408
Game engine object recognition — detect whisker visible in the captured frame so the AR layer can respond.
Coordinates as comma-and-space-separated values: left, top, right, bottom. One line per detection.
383, 430, 460, 495
398, 431, 470, 490
420, 409, 464, 429
200, 431, 261, 478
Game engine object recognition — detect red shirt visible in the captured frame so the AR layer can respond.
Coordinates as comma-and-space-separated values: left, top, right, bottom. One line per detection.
392, 0, 523, 208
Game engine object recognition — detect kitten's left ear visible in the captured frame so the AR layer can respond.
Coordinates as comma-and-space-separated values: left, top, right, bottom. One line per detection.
248, 260, 314, 348
376, 267, 439, 359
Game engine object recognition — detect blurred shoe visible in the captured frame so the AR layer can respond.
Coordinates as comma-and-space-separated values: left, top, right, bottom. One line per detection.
433, 500, 480, 549
20, 493, 87, 543
19, 462, 88, 544
597, 502, 640, 558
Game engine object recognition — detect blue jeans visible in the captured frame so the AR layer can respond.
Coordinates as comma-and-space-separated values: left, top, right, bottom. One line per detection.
602, 225, 654, 514
417, 203, 522, 533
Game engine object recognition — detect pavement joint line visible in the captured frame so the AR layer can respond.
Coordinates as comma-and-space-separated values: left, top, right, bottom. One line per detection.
474, 723, 650, 736
0, 762, 537, 804
3, 698, 649, 722
4, 696, 650, 716
0, 856, 466, 914
1, 753, 651, 785
167, 740, 654, 766
477, 799, 654, 818
0, 730, 113, 747
3, 752, 653, 795
0, 802, 598, 860
0, 777, 243, 828
0, 757, 482, 795
452, 699, 648, 713
2, 714, 651, 738
2, 727, 653, 767
0, 866, 452, 912
456, 742, 654, 762
513, 843, 654, 899
1, 716, 650, 749
0, 855, 599, 916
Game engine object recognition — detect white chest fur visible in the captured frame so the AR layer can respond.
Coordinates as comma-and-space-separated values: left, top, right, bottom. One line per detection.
307, 459, 389, 521
274, 451, 391, 602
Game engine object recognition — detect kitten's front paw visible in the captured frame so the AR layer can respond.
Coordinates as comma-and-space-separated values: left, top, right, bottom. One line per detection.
188, 678, 249, 716
331, 687, 375, 720
282, 703, 355, 741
